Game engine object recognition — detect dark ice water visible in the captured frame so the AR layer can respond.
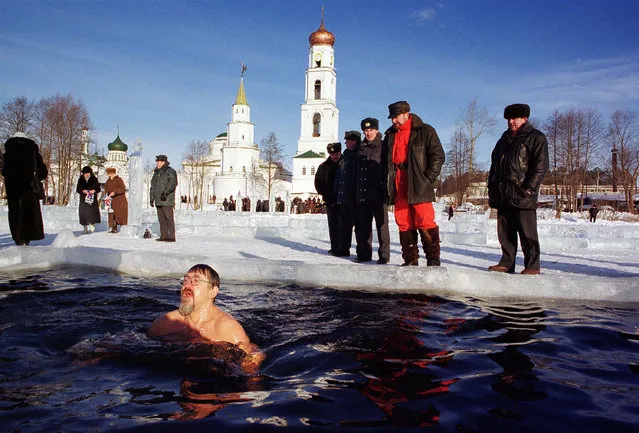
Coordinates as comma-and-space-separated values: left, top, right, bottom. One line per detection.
0, 267, 637, 432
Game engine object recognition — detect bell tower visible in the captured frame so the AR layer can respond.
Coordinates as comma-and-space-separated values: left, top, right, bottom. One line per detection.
292, 11, 339, 197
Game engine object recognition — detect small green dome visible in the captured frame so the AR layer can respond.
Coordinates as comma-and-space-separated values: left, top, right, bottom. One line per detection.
108, 134, 128, 152
216, 132, 227, 138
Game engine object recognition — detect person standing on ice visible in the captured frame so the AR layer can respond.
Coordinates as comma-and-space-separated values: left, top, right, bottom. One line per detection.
383, 101, 445, 266
487, 104, 549, 275
150, 154, 178, 242
104, 167, 128, 233
589, 205, 599, 223
1, 132, 48, 245
315, 141, 342, 256
76, 166, 101, 234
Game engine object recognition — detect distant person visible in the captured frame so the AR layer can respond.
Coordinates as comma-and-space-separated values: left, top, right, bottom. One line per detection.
150, 154, 178, 242
354, 118, 390, 264
589, 205, 599, 223
448, 204, 454, 221
335, 131, 361, 257
1, 132, 48, 246
104, 167, 128, 233
315, 141, 342, 256
76, 166, 101, 234
148, 264, 263, 373
383, 101, 445, 266
487, 104, 549, 275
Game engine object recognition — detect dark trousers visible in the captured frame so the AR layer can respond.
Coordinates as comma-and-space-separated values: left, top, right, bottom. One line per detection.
325, 204, 340, 253
336, 202, 354, 255
7, 191, 45, 244
497, 207, 541, 271
156, 206, 176, 240
354, 202, 390, 260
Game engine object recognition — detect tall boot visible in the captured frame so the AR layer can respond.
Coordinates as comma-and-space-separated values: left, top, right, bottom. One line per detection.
399, 230, 419, 266
110, 224, 118, 234
419, 226, 441, 266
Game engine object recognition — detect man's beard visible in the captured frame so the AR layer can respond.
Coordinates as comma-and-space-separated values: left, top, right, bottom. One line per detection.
178, 299, 194, 316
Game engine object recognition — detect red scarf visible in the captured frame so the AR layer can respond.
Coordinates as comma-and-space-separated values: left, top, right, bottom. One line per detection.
392, 115, 412, 165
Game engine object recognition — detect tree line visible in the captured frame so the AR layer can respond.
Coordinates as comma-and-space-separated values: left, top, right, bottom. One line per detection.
441, 98, 639, 214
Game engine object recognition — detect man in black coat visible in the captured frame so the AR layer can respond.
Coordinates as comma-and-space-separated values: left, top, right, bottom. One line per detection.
1, 132, 48, 246
384, 101, 445, 266
334, 131, 361, 257
314, 142, 342, 255
150, 154, 178, 242
488, 104, 549, 275
353, 118, 390, 264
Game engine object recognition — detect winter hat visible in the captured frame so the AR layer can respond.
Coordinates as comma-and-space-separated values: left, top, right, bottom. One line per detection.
155, 154, 168, 162
81, 166, 93, 174
343, 130, 362, 141
387, 101, 410, 118
504, 104, 530, 119
326, 142, 342, 154
105, 167, 116, 174
360, 117, 379, 131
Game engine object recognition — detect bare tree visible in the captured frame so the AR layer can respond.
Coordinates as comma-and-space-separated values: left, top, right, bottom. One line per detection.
544, 110, 564, 218
182, 139, 213, 210
442, 126, 471, 205
259, 132, 284, 204
607, 110, 639, 212
457, 97, 497, 173
0, 96, 35, 140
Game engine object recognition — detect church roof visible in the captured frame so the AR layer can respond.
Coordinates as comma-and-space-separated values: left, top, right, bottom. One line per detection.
107, 134, 128, 152
216, 132, 227, 138
309, 19, 335, 46
234, 78, 248, 105
293, 150, 324, 159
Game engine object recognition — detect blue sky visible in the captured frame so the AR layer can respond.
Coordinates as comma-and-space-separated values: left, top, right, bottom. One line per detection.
2, 0, 638, 171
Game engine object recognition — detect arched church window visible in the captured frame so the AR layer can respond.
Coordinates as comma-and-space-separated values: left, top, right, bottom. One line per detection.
229, 166, 233, 173
312, 113, 321, 137
314, 80, 321, 100
310, 166, 315, 175
302, 166, 307, 176
242, 166, 246, 173
242, 135, 244, 140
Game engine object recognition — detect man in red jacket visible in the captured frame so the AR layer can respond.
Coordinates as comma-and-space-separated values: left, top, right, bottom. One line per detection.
383, 101, 445, 266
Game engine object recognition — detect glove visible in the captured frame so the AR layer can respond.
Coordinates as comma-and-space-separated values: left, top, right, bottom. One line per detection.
160, 192, 167, 201
150, 200, 154, 207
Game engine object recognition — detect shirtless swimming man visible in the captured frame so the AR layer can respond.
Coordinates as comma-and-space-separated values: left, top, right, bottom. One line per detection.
148, 264, 263, 372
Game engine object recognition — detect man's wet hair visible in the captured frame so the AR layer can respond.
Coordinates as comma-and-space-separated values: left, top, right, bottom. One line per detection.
188, 264, 220, 288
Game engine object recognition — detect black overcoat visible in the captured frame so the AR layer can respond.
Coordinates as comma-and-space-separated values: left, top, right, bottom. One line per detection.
1, 136, 48, 243
76, 174, 101, 225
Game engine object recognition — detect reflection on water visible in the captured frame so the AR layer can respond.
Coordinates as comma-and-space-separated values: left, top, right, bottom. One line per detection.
0, 267, 637, 432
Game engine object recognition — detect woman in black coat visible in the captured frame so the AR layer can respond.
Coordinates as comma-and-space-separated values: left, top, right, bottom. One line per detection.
76, 166, 101, 233
1, 132, 48, 246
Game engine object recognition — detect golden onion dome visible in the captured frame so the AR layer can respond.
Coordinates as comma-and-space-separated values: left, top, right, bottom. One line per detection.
309, 19, 335, 46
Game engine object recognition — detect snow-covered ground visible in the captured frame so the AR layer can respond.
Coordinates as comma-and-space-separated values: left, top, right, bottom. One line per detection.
0, 203, 637, 302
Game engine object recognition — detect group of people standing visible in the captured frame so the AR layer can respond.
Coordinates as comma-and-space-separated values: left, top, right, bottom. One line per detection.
75, 166, 129, 235
316, 101, 549, 274
315, 101, 445, 266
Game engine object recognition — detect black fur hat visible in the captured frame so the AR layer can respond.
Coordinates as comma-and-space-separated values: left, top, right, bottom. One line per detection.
326, 142, 342, 154
504, 104, 530, 119
81, 166, 93, 174
387, 101, 410, 118
360, 117, 379, 130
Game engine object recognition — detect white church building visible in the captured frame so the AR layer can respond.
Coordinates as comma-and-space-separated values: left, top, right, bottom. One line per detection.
291, 17, 340, 198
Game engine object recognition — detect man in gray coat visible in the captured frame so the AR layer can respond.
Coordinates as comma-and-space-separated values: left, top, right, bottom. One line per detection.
150, 154, 178, 242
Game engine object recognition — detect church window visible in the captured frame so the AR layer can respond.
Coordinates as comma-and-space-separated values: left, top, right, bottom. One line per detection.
314, 80, 321, 99
310, 166, 315, 175
302, 166, 307, 176
229, 166, 233, 173
242, 166, 246, 173
312, 113, 321, 137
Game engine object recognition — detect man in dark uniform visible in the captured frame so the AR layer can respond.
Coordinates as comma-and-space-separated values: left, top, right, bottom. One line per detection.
315, 142, 342, 255
383, 101, 445, 266
353, 118, 390, 264
487, 104, 549, 275
150, 154, 178, 242
334, 131, 361, 257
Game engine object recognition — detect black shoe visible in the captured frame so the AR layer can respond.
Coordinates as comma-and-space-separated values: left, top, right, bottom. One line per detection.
156, 238, 166, 242
164, 238, 176, 242
332, 251, 350, 257
354, 257, 372, 263
377, 258, 389, 264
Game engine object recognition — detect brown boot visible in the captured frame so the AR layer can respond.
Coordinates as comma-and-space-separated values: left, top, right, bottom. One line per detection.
399, 230, 419, 266
109, 224, 118, 234
419, 227, 441, 266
